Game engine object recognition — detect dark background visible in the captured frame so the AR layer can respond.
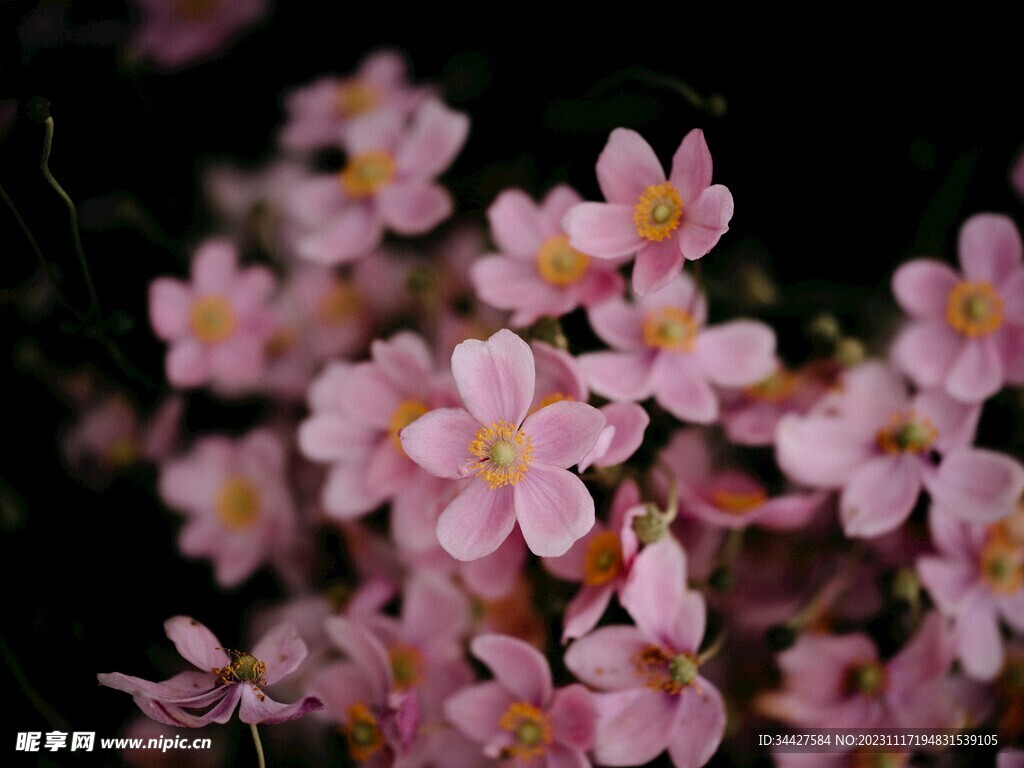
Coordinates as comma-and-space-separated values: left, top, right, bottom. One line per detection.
1, 3, 1021, 765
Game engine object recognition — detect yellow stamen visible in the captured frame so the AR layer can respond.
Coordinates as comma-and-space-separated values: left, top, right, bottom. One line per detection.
633, 183, 683, 242
842, 661, 888, 698
498, 701, 553, 761
105, 436, 139, 467
468, 421, 534, 489
945, 281, 1004, 337
980, 535, 1024, 595
344, 703, 385, 762
340, 150, 396, 198
632, 645, 699, 695
642, 307, 698, 351
388, 644, 425, 690
336, 82, 379, 117
530, 392, 575, 416
317, 282, 364, 326
215, 476, 261, 531
710, 488, 767, 514
389, 400, 429, 453
743, 368, 798, 403
875, 411, 938, 455
265, 327, 297, 359
582, 531, 623, 586
188, 295, 236, 344
536, 235, 590, 286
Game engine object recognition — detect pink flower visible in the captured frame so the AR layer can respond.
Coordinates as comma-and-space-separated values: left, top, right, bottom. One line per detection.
564, 539, 726, 768
917, 507, 1024, 680
279, 50, 430, 153
472, 186, 625, 325
776, 361, 1024, 537
563, 128, 734, 296
891, 213, 1024, 402
445, 634, 596, 766
579, 274, 776, 424
98, 617, 322, 726
149, 239, 276, 392
1012, 150, 1024, 199
130, 0, 266, 70
400, 329, 605, 560
293, 99, 469, 265
158, 429, 297, 587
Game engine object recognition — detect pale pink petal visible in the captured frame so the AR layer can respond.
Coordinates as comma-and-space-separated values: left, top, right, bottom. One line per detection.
522, 400, 606, 468
191, 240, 237, 292
539, 185, 584, 231
164, 616, 228, 670
957, 592, 1003, 680
487, 189, 545, 256
640, 274, 705, 320
886, 612, 955, 691
775, 414, 872, 488
377, 182, 453, 235
252, 623, 307, 686
324, 616, 392, 702
679, 185, 733, 261
926, 447, 1024, 524
451, 329, 535, 426
892, 259, 960, 318
209, 338, 265, 389
891, 320, 963, 389
298, 414, 377, 462
999, 591, 1024, 633
998, 324, 1024, 384
596, 128, 666, 203
546, 746, 590, 768
666, 680, 726, 768
166, 341, 211, 388
622, 539, 705, 650
837, 362, 908, 431
445, 681, 515, 742
632, 238, 684, 297
776, 633, 877, 705
754, 492, 827, 530
549, 684, 596, 750
696, 320, 777, 388
531, 341, 589, 405
296, 207, 383, 265
402, 573, 469, 648
515, 465, 595, 558
313, 662, 379, 718
395, 100, 469, 178
336, 365, 403, 428
582, 403, 649, 469
917, 556, 975, 614
238, 687, 322, 724
149, 278, 191, 340
471, 634, 553, 705
840, 455, 921, 538
437, 481, 517, 561
365, 439, 417, 497
564, 625, 651, 690
321, 462, 387, 519
460, 531, 526, 599
1002, 268, 1024, 324
652, 355, 718, 424
958, 213, 1023, 283
586, 297, 645, 351
97, 670, 222, 706
543, 524, 597, 582
914, 389, 980, 453
345, 109, 404, 155
471, 256, 552, 312
561, 585, 614, 643
669, 129, 713, 205
231, 266, 276, 313
592, 688, 676, 766
563, 203, 644, 259
580, 351, 656, 402
400, 407, 479, 479
946, 336, 1003, 402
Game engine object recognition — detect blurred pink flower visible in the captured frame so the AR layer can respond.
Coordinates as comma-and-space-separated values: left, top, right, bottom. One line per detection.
580, 274, 776, 424
563, 128, 733, 296
472, 186, 624, 325
149, 239, 275, 392
98, 617, 321, 726
891, 213, 1024, 402
400, 329, 605, 560
130, 0, 266, 70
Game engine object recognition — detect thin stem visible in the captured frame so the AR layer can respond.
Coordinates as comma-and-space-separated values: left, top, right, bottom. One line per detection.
250, 723, 266, 768
39, 117, 100, 317
698, 629, 727, 664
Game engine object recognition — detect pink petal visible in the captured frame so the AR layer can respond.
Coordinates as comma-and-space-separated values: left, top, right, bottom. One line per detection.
148, 278, 191, 340
471, 634, 553, 705
563, 203, 643, 259
999, 591, 1024, 633
337, 365, 403, 428
958, 213, 1023, 283
377, 182, 453, 235
402, 573, 469, 648
364, 438, 417, 497
399, 407, 479, 479
539, 185, 584, 231
596, 128, 665, 203
669, 129, 713, 205
514, 465, 595, 558
840, 454, 921, 538
522, 400, 606, 468
296, 207, 383, 265
666, 679, 726, 768
587, 297, 645, 351
776, 633, 877, 705
321, 462, 388, 519
97, 670, 222, 706
209, 337, 265, 389
679, 185, 733, 260
487, 188, 545, 256
164, 616, 228, 670
775, 414, 871, 488
564, 624, 651, 690
957, 591, 1003, 680
998, 323, 1024, 384
886, 612, 955, 691
652, 355, 718, 424
1002, 268, 1024, 324
324, 616, 392, 702
238, 687, 322, 724
298, 414, 377, 462
191, 240, 237, 292
892, 259, 960, 318
622, 539, 705, 651
592, 689, 676, 766
445, 681, 514, 742
471, 256, 551, 312
580, 351, 656, 401
914, 389, 980, 453
231, 266, 276, 313
917, 556, 975, 613
754, 492, 827, 531
640, 274, 706, 321
166, 341, 211, 388
531, 341, 589, 405
346, 109, 404, 155
549, 684, 596, 750
891, 320, 963, 389
836, 362, 908, 431
561, 585, 614, 642
436, 481, 517, 561
696, 320, 776, 388
395, 100, 469, 178
946, 336, 1003, 402
451, 329, 535, 426
252, 622, 308, 686
461, 531, 527, 599
582, 403, 649, 469
313, 662, 380, 718
632, 238, 684, 297
927, 447, 1024, 524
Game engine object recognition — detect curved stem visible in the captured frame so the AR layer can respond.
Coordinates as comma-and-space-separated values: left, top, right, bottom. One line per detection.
249, 723, 265, 768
